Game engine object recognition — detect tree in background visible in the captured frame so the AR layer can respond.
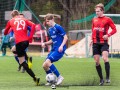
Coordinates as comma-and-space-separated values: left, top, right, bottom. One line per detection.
24, 0, 120, 30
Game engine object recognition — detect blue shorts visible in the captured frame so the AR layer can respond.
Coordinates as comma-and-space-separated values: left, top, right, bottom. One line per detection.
46, 50, 64, 63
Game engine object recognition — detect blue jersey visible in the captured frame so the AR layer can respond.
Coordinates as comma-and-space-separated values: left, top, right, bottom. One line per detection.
48, 24, 66, 52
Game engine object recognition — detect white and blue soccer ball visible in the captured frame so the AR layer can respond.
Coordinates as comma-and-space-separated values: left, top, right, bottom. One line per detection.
46, 73, 57, 84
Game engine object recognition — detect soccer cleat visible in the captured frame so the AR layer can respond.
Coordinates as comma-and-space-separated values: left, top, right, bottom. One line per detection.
56, 75, 64, 85
18, 65, 22, 71
99, 79, 104, 86
33, 77, 40, 86
28, 57, 32, 69
21, 67, 25, 73
45, 82, 51, 86
106, 79, 110, 83
29, 57, 32, 62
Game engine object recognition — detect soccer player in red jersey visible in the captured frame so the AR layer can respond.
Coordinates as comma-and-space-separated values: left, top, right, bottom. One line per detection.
91, 3, 117, 85
10, 13, 33, 73
4, 10, 40, 85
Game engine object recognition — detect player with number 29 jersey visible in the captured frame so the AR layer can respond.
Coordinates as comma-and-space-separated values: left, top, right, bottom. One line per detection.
4, 17, 35, 44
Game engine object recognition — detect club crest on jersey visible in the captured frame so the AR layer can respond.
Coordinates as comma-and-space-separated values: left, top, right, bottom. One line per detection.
53, 31, 55, 34
51, 35, 57, 38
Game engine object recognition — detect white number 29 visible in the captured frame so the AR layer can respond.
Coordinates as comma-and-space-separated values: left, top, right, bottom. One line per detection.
14, 20, 25, 30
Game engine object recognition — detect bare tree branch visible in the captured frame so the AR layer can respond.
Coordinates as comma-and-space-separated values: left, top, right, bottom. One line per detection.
58, 0, 72, 15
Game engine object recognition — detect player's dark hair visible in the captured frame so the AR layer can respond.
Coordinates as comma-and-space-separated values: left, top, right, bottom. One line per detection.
11, 10, 19, 17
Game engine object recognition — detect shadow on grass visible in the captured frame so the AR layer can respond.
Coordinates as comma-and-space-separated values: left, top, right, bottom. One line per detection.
39, 78, 113, 88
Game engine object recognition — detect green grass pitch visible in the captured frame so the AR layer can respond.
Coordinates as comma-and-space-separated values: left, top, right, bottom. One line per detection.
0, 56, 120, 90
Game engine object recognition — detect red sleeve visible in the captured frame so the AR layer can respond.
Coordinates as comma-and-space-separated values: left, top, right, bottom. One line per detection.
4, 21, 11, 35
107, 18, 117, 37
8, 28, 13, 34
26, 20, 35, 42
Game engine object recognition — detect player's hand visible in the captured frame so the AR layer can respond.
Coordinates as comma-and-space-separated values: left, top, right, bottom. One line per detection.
103, 35, 108, 40
41, 43, 46, 48
90, 40, 93, 47
58, 46, 63, 52
9, 37, 14, 42
9, 37, 12, 42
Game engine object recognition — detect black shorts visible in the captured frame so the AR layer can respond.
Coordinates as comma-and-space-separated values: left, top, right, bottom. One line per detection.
93, 43, 109, 56
16, 41, 29, 57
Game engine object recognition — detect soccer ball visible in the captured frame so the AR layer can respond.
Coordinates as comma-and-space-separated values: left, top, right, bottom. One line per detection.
46, 73, 57, 84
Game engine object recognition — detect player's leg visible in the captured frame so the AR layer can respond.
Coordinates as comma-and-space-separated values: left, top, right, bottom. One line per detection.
102, 44, 110, 83
1, 43, 7, 56
43, 59, 64, 86
43, 59, 60, 77
43, 59, 52, 86
16, 41, 40, 85
11, 46, 21, 71
93, 43, 104, 85
24, 52, 32, 69
19, 56, 40, 85
43, 51, 64, 85
21, 49, 33, 72
14, 54, 21, 71
8, 42, 12, 49
43, 52, 54, 75
94, 55, 104, 85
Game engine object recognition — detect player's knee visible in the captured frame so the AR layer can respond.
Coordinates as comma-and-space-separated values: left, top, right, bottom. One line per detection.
102, 56, 108, 61
96, 62, 100, 66
42, 63, 46, 68
43, 60, 51, 68
43, 62, 49, 69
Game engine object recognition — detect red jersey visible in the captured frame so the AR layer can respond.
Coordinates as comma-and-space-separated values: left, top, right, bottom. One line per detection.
92, 16, 117, 43
4, 17, 35, 44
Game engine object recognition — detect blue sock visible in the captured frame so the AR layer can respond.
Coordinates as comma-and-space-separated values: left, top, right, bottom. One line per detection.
49, 64, 60, 77
15, 56, 20, 65
46, 69, 52, 74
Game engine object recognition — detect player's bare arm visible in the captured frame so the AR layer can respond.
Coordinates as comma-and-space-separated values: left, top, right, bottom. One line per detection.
41, 39, 53, 48
58, 35, 68, 52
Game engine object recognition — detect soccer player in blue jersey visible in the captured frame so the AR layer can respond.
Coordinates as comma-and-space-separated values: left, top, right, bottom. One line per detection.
41, 14, 68, 85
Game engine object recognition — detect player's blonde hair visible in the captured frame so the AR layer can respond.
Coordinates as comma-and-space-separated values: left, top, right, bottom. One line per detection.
11, 10, 19, 17
95, 3, 104, 11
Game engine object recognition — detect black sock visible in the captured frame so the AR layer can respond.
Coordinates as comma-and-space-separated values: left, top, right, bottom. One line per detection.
21, 61, 36, 80
96, 64, 103, 80
25, 53, 28, 62
19, 64, 22, 69
105, 62, 110, 79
